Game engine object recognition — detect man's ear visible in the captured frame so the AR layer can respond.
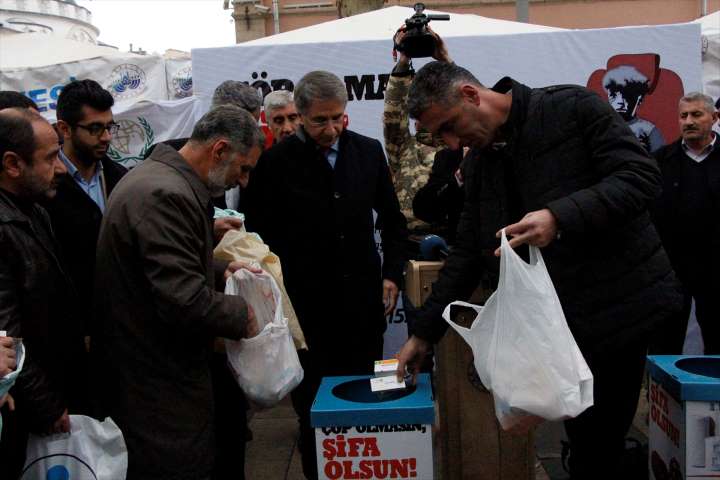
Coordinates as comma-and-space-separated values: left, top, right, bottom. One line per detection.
210, 138, 231, 164
1, 152, 24, 179
55, 120, 71, 140
459, 84, 481, 106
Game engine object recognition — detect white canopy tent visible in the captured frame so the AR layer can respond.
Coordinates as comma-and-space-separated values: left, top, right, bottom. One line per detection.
0, 32, 130, 70
193, 6, 700, 146
0, 32, 193, 121
240, 5, 564, 46
694, 11, 720, 102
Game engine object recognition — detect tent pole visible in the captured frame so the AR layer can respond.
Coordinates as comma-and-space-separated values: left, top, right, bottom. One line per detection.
516, 0, 529, 23
273, 0, 280, 34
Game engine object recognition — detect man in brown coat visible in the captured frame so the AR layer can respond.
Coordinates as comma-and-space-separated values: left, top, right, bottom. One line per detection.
94, 105, 264, 480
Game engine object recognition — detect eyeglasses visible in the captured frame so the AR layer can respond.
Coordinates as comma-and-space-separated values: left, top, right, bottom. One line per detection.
74, 121, 120, 137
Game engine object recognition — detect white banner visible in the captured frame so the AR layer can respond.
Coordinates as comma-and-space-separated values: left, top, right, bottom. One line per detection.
1, 54, 169, 123
108, 96, 202, 168
192, 23, 701, 147
165, 58, 194, 100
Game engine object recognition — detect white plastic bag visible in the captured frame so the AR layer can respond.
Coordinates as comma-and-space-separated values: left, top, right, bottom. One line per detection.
22, 415, 127, 479
224, 269, 304, 407
444, 231, 593, 430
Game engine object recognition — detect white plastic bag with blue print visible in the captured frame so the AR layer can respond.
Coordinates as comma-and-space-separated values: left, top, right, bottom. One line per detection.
22, 415, 127, 479
224, 269, 304, 408
443, 230, 593, 431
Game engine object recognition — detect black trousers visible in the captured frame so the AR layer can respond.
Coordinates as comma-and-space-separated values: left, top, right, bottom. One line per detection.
694, 286, 720, 354
648, 292, 692, 355
0, 404, 27, 480
291, 336, 383, 480
564, 336, 649, 480
649, 282, 720, 355
210, 353, 247, 480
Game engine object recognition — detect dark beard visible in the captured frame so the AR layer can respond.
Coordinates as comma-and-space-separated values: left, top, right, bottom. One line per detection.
70, 133, 104, 167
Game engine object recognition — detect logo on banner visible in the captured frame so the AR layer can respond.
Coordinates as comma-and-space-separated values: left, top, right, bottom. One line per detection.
108, 117, 154, 167
587, 53, 685, 152
106, 64, 147, 101
172, 66, 193, 98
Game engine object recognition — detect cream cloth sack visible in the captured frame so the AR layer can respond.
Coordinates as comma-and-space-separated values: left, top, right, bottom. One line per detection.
215, 228, 306, 350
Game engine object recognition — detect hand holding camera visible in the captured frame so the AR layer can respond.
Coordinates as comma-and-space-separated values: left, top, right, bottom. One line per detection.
394, 3, 450, 59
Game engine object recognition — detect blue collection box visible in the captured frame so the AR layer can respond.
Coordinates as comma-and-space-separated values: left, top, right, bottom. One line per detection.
647, 355, 720, 479
311, 373, 435, 480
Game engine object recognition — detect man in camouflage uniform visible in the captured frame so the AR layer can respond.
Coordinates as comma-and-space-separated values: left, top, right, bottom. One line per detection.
383, 30, 457, 236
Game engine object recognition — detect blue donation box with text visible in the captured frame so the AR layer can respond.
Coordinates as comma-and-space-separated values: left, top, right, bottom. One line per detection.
311, 374, 435, 479
647, 355, 720, 479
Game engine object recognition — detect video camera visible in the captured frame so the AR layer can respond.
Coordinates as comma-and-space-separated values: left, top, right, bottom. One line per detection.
396, 3, 450, 58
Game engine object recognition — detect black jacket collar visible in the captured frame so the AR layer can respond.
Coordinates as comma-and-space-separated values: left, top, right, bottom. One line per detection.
492, 76, 532, 144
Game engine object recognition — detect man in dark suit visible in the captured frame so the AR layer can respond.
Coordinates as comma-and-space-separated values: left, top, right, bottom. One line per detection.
243, 71, 408, 480
44, 80, 127, 341
651, 92, 720, 354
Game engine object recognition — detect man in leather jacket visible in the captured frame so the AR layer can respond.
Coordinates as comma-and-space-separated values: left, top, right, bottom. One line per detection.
0, 108, 86, 477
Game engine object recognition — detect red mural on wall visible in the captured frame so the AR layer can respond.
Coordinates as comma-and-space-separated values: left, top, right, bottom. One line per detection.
587, 53, 685, 152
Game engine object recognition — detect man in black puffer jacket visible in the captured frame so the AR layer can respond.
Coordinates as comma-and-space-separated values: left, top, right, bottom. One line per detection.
396, 62, 683, 480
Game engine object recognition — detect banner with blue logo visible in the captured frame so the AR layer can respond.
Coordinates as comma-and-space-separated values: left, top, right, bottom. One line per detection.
0, 54, 178, 123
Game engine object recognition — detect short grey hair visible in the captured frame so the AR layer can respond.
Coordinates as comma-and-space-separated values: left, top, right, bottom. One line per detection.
211, 80, 262, 113
294, 71, 347, 115
190, 105, 265, 154
408, 61, 484, 120
680, 92, 715, 113
263, 90, 294, 115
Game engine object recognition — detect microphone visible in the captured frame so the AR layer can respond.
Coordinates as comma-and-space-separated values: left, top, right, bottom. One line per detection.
419, 234, 449, 261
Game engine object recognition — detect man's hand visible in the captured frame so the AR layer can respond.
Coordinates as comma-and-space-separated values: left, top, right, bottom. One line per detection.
395, 335, 431, 384
393, 29, 411, 66
214, 217, 243, 242
428, 26, 452, 63
243, 305, 259, 339
494, 208, 558, 256
383, 279, 399, 316
49, 409, 70, 435
0, 336, 17, 377
224, 261, 263, 281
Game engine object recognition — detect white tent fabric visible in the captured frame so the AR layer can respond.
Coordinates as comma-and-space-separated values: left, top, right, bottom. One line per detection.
694, 11, 720, 102
0, 32, 131, 70
241, 6, 564, 46
0, 33, 193, 121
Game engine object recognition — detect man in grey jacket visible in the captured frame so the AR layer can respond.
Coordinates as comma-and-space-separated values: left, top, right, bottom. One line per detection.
94, 105, 263, 480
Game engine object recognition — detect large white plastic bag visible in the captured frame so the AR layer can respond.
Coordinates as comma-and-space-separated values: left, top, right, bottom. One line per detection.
444, 231, 593, 430
224, 269, 304, 407
22, 415, 127, 479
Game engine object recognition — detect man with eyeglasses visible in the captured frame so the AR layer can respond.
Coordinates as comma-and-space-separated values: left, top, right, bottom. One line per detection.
43, 79, 128, 355
243, 71, 407, 480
